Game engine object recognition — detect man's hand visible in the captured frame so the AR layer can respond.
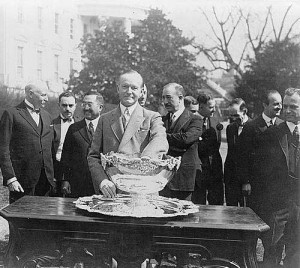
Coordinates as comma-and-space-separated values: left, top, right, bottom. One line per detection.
100, 179, 116, 198
242, 183, 251, 196
8, 181, 24, 192
61, 181, 71, 195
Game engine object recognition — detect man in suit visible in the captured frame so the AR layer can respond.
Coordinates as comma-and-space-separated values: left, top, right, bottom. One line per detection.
87, 70, 169, 198
224, 98, 250, 206
138, 84, 147, 107
0, 81, 55, 203
59, 91, 103, 198
236, 90, 282, 265
160, 83, 202, 200
52, 91, 77, 193
184, 96, 201, 116
191, 93, 224, 205
260, 88, 300, 267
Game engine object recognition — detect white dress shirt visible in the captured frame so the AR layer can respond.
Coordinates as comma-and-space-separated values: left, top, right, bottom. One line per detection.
56, 115, 74, 162
24, 99, 40, 126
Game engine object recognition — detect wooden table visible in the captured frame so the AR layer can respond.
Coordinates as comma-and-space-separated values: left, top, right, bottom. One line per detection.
0, 196, 269, 268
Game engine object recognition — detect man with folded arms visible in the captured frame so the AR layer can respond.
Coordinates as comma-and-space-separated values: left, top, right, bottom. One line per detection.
160, 83, 202, 200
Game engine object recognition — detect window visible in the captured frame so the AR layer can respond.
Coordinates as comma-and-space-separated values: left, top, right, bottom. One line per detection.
17, 6, 23, 23
37, 51, 42, 80
83, 24, 88, 35
54, 54, 59, 82
17, 46, 23, 79
55, 13, 59, 34
70, 18, 74, 39
69, 58, 74, 74
38, 7, 42, 29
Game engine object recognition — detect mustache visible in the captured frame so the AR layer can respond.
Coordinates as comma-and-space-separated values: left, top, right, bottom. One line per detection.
274, 107, 281, 112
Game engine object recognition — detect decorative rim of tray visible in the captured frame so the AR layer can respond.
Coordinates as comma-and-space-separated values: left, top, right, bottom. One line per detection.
74, 194, 199, 218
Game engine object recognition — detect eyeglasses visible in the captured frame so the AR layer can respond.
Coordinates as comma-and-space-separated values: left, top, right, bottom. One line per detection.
81, 102, 94, 108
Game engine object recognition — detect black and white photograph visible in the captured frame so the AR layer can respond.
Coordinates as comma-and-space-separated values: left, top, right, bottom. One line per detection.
0, 0, 299, 267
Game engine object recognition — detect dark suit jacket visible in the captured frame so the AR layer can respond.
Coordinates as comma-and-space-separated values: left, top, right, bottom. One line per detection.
162, 109, 202, 191
236, 115, 283, 185
60, 119, 95, 197
196, 116, 223, 185
264, 122, 299, 211
88, 104, 169, 193
0, 101, 54, 188
236, 115, 283, 217
224, 120, 251, 185
52, 115, 79, 181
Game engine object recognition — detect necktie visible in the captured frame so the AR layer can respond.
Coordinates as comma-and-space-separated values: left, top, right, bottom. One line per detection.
122, 108, 130, 130
62, 117, 72, 123
26, 104, 40, 114
269, 119, 274, 127
292, 126, 299, 146
88, 121, 94, 137
203, 117, 207, 131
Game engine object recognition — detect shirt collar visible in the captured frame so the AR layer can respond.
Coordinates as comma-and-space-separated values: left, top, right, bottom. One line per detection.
172, 106, 185, 120
60, 114, 74, 123
24, 99, 35, 110
85, 116, 100, 128
262, 113, 275, 126
286, 121, 300, 134
120, 102, 138, 116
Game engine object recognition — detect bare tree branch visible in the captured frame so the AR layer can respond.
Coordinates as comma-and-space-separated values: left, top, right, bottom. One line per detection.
278, 5, 292, 40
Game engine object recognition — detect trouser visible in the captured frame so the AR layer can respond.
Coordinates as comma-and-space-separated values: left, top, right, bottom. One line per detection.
262, 202, 300, 267
191, 169, 224, 205
224, 182, 244, 206
9, 168, 52, 203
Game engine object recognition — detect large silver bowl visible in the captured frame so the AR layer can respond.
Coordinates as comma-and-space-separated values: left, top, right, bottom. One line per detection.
101, 153, 181, 194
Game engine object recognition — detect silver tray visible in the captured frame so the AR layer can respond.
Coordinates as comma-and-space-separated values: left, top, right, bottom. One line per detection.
74, 194, 199, 218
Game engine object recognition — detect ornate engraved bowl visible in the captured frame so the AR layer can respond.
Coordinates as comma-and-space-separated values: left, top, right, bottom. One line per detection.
101, 153, 181, 194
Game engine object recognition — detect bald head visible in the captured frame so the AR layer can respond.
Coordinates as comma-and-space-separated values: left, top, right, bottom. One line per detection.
25, 81, 49, 109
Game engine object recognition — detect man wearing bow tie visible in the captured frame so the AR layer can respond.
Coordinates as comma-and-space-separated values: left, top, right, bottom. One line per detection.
88, 70, 168, 198
52, 91, 77, 194
224, 98, 250, 206
59, 91, 103, 197
0, 81, 55, 203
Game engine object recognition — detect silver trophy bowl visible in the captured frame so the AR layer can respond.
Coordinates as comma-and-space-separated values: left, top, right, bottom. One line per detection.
101, 153, 181, 194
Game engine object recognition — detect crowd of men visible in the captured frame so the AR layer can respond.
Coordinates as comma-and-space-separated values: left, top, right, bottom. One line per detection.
0, 70, 299, 267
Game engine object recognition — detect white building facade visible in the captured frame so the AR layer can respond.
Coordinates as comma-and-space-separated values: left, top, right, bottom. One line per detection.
0, 0, 147, 95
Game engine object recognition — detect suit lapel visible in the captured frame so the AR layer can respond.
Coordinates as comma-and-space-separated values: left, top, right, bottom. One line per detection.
78, 119, 91, 144
53, 116, 62, 141
118, 104, 144, 150
277, 123, 289, 167
18, 102, 40, 134
110, 107, 124, 143
172, 109, 189, 133
257, 115, 268, 133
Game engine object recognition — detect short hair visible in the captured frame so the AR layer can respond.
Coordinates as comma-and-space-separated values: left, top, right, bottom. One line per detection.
163, 83, 185, 97
25, 81, 48, 93
58, 91, 76, 103
184, 96, 198, 107
84, 90, 104, 105
197, 92, 213, 105
229, 98, 247, 112
262, 90, 281, 105
117, 70, 144, 86
284, 87, 300, 97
